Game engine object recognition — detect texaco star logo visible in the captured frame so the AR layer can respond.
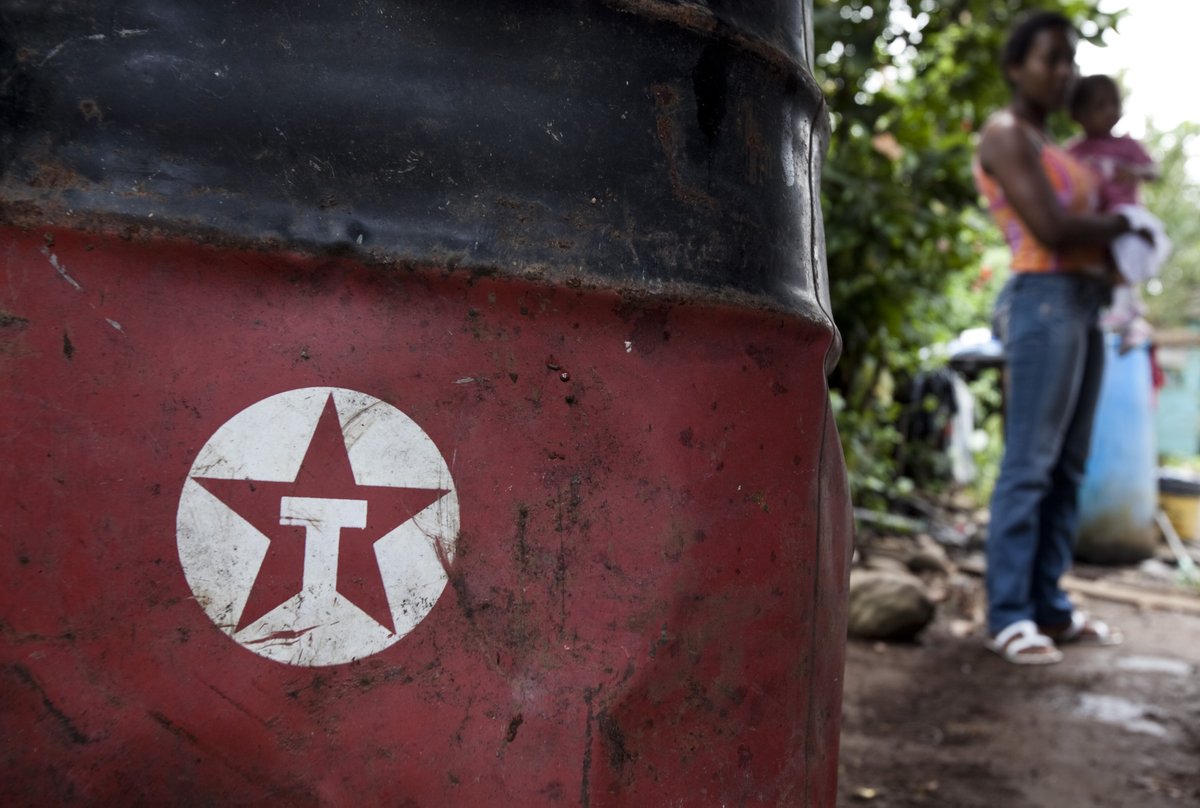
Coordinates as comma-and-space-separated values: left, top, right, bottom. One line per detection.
176, 387, 458, 666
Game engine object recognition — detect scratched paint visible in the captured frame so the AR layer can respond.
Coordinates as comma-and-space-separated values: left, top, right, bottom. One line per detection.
0, 0, 847, 803
0, 227, 851, 804
177, 387, 459, 666
41, 246, 83, 291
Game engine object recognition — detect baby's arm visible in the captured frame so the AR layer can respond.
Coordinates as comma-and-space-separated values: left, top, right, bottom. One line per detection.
1116, 138, 1160, 184
1116, 161, 1160, 184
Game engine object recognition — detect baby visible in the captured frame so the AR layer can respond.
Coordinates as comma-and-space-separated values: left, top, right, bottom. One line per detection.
1068, 74, 1167, 352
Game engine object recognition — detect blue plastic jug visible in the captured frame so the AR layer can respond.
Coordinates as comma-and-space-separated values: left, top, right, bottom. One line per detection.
1077, 337, 1158, 562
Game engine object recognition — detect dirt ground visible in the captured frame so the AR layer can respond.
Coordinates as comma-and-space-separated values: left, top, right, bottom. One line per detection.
838, 581, 1200, 807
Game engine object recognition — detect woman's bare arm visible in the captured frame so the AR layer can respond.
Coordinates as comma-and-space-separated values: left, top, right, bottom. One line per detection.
978, 118, 1130, 250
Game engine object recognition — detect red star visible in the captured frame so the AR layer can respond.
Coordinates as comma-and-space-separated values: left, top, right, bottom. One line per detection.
195, 395, 448, 632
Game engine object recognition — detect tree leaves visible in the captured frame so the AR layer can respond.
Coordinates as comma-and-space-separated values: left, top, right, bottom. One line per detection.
1142, 123, 1200, 327
815, 0, 1115, 502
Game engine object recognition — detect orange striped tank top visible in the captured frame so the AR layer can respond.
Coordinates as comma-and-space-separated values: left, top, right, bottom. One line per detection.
974, 136, 1103, 273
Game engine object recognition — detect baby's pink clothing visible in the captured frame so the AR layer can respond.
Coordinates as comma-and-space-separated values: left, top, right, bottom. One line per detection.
1067, 134, 1154, 209
1070, 134, 1163, 353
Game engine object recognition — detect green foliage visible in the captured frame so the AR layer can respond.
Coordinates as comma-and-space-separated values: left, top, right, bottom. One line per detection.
814, 0, 1116, 505
1141, 122, 1200, 328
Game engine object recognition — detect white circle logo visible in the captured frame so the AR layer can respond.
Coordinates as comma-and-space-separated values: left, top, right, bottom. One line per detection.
176, 387, 458, 666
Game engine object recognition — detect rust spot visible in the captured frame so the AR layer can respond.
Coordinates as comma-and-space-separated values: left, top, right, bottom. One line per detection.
750, 491, 769, 512
505, 713, 524, 743
650, 82, 718, 210
607, 0, 718, 36
61, 331, 74, 360
602, 0, 815, 84
738, 100, 769, 185
650, 81, 675, 111
678, 427, 693, 448
78, 99, 102, 122
25, 158, 87, 191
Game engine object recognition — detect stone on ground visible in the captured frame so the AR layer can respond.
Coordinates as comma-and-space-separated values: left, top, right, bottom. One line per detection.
848, 569, 935, 641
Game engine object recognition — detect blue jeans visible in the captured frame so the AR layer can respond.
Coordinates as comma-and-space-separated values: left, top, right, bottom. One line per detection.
987, 273, 1107, 635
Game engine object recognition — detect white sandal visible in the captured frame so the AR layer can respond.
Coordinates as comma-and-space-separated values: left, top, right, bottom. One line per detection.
1041, 612, 1123, 647
986, 620, 1063, 665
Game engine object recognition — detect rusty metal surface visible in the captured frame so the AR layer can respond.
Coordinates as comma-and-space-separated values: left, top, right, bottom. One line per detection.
1, 227, 850, 804
0, 0, 831, 324
0, 1, 851, 803
602, 0, 817, 77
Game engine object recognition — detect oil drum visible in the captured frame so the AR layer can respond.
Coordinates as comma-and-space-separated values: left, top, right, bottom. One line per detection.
0, 2, 850, 803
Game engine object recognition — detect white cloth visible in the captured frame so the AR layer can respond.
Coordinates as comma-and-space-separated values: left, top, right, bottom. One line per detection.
948, 372, 976, 485
1111, 204, 1171, 283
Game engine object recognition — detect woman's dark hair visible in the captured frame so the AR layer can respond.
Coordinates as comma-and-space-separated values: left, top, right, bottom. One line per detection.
1001, 11, 1075, 70
1070, 74, 1120, 116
